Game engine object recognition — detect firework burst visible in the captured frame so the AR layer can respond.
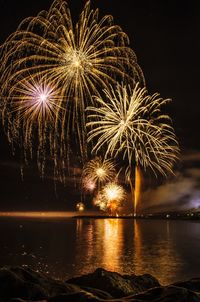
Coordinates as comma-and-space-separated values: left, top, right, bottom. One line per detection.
82, 177, 96, 192
82, 157, 116, 189
93, 192, 107, 211
103, 183, 126, 202
86, 82, 179, 214
0, 0, 144, 168
76, 202, 85, 212
94, 182, 126, 214
4, 76, 62, 123
86, 82, 179, 179
1, 74, 64, 175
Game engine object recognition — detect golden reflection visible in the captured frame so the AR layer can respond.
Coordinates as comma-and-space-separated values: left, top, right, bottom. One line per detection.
76, 219, 83, 234
133, 220, 142, 260
74, 219, 182, 285
102, 219, 123, 271
75, 219, 124, 273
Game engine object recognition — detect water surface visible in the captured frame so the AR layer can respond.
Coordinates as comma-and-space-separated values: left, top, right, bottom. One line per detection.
0, 217, 200, 285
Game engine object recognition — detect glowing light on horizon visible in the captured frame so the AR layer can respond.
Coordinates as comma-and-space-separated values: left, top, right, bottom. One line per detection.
0, 212, 77, 218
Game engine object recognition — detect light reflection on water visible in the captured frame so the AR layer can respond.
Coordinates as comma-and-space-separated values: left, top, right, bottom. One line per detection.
0, 218, 200, 285
74, 219, 185, 284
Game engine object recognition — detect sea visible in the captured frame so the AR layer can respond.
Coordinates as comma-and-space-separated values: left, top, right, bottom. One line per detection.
0, 217, 200, 285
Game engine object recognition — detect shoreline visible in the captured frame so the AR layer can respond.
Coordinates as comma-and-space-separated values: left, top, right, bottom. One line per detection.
0, 211, 199, 221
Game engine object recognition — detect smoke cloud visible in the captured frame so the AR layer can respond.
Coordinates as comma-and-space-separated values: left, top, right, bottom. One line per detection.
141, 150, 200, 212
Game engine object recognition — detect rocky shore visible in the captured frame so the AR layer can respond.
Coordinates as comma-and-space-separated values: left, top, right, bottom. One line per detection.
0, 266, 200, 301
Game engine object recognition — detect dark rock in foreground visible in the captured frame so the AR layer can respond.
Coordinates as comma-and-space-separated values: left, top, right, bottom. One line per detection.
46, 286, 200, 302
0, 266, 79, 300
67, 268, 160, 298
128, 286, 200, 302
0, 266, 200, 301
173, 278, 200, 292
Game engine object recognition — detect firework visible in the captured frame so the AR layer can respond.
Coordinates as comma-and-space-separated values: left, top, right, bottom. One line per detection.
1, 74, 64, 175
86, 82, 179, 214
94, 182, 126, 214
82, 177, 96, 192
0, 0, 144, 169
103, 182, 125, 202
76, 202, 85, 211
3, 75, 62, 122
87, 83, 179, 176
82, 157, 116, 188
93, 193, 107, 211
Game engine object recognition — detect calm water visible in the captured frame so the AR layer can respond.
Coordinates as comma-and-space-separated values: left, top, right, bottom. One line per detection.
0, 218, 200, 285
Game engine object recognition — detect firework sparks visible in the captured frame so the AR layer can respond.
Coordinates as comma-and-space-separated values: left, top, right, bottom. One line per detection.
0, 0, 144, 171
103, 183, 126, 202
86, 82, 179, 214
82, 177, 96, 192
82, 157, 116, 188
94, 193, 107, 211
6, 76, 62, 122
1, 74, 64, 175
76, 202, 85, 212
94, 183, 126, 214
87, 83, 179, 177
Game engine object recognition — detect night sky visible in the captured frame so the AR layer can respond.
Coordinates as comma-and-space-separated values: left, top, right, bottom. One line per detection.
0, 0, 199, 211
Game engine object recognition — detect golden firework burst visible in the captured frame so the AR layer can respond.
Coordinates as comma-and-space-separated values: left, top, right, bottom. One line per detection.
0, 0, 144, 170
82, 157, 116, 188
94, 182, 126, 214
86, 82, 179, 214
86, 82, 179, 179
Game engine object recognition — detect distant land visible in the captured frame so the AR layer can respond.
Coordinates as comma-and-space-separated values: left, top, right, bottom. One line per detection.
0, 210, 199, 220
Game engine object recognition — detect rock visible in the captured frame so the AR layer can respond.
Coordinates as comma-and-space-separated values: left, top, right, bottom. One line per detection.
0, 267, 47, 300
45, 286, 200, 302
48, 286, 112, 301
66, 268, 159, 298
47, 292, 101, 302
0, 266, 79, 300
124, 273, 160, 294
81, 286, 113, 299
125, 285, 200, 302
1, 266, 200, 302
173, 278, 200, 292
10, 299, 28, 302
10, 267, 79, 297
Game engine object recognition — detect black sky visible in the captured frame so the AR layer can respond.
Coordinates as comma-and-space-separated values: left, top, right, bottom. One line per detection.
0, 0, 199, 210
